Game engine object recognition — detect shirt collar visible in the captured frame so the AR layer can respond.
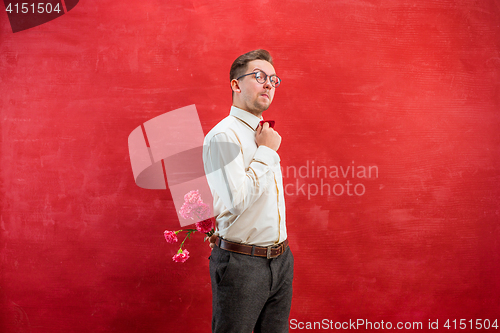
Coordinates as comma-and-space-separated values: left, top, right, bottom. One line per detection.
230, 106, 263, 131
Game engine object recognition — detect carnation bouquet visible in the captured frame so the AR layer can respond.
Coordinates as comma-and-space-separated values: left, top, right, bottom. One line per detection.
164, 190, 215, 263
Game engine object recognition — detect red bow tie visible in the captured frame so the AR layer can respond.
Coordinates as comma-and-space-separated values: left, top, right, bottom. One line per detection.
259, 120, 275, 129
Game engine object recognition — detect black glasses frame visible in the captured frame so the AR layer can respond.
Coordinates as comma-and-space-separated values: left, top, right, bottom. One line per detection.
236, 71, 281, 87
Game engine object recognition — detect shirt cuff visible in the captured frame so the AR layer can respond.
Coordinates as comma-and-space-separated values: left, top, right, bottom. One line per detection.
253, 145, 280, 166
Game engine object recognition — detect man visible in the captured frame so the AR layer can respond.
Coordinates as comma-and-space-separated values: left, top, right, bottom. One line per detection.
203, 49, 293, 333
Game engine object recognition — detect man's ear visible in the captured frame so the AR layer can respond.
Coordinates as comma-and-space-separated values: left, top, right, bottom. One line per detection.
231, 79, 241, 94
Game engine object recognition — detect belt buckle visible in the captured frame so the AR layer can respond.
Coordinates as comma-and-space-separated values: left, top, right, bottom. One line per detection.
266, 245, 279, 259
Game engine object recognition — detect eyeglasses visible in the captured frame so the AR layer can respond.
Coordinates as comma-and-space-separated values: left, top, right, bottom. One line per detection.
236, 70, 281, 88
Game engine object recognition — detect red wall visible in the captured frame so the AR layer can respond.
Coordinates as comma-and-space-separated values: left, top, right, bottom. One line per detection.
1, 1, 499, 332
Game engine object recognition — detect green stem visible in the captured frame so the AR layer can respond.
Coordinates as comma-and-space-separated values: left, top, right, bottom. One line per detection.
178, 229, 196, 251
176, 228, 197, 234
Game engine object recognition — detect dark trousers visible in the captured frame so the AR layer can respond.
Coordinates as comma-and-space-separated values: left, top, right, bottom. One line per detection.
209, 243, 294, 333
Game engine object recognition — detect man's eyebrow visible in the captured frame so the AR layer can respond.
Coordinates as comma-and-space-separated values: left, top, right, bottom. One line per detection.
252, 67, 276, 75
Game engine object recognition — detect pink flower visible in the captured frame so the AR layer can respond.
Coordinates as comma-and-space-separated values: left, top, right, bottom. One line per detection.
172, 249, 190, 263
195, 218, 214, 233
164, 230, 178, 243
195, 203, 211, 220
184, 190, 202, 204
179, 202, 194, 219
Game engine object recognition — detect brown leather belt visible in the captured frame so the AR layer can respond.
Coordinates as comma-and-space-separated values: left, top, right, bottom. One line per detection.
215, 237, 289, 259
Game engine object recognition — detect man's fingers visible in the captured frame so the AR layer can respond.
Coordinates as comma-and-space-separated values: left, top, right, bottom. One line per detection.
209, 234, 217, 249
257, 122, 270, 137
208, 234, 217, 247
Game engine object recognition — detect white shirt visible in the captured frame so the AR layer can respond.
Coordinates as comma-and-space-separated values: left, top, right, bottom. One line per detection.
203, 106, 287, 247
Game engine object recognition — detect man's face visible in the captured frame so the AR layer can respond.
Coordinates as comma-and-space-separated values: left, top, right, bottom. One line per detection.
235, 59, 276, 114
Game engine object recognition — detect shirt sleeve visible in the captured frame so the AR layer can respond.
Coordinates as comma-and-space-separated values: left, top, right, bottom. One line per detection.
203, 132, 280, 216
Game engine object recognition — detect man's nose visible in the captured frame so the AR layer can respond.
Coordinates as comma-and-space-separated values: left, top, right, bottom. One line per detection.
263, 76, 273, 89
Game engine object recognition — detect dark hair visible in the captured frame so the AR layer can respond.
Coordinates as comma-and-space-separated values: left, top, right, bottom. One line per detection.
229, 49, 273, 82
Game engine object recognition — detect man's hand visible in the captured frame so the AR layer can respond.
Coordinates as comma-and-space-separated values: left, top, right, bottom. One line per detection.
256, 122, 281, 151
207, 234, 218, 249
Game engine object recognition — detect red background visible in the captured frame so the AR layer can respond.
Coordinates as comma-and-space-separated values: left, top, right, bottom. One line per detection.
1, 0, 499, 332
